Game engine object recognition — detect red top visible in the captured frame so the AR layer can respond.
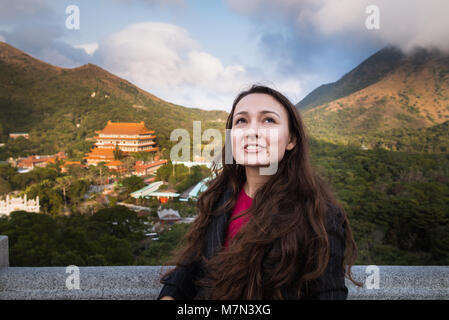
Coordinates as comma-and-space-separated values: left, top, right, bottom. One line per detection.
223, 186, 253, 248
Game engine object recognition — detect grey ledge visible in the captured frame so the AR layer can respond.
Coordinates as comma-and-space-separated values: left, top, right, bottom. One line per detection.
1, 265, 448, 300
0, 234, 448, 300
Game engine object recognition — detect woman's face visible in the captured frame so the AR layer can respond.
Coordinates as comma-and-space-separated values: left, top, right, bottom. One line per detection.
231, 93, 296, 169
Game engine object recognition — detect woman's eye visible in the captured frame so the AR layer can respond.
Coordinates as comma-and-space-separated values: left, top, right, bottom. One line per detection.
264, 117, 275, 123
235, 118, 246, 124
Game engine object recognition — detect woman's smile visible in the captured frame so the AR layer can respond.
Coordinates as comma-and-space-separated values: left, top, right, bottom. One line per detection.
244, 143, 266, 153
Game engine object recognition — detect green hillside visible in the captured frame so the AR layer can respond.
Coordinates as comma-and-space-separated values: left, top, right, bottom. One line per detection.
309, 138, 449, 265
0, 41, 228, 160
296, 46, 404, 110
299, 46, 449, 151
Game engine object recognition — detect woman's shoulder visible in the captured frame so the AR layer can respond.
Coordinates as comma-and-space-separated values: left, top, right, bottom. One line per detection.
323, 201, 346, 236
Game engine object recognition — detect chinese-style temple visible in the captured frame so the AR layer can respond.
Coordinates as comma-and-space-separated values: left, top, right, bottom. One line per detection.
84, 121, 159, 165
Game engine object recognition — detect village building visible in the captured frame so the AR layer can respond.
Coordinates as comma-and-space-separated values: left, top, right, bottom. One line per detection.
104, 160, 125, 171
9, 133, 29, 139
0, 194, 40, 216
84, 121, 159, 166
11, 152, 66, 172
133, 159, 168, 176
60, 161, 85, 173
157, 208, 181, 224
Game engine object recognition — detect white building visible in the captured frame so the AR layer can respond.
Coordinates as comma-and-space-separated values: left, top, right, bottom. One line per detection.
157, 208, 181, 221
0, 194, 40, 216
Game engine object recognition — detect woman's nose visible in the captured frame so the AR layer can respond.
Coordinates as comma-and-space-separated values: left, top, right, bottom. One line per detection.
244, 126, 259, 141
247, 119, 262, 135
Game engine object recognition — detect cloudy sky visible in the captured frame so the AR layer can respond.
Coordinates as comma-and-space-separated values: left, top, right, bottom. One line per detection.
1, 0, 448, 111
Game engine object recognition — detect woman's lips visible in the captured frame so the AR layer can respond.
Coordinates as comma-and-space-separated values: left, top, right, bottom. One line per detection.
244, 144, 266, 153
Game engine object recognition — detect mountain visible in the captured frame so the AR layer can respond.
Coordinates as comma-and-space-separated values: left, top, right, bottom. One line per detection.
297, 46, 405, 110
298, 46, 449, 152
0, 41, 228, 160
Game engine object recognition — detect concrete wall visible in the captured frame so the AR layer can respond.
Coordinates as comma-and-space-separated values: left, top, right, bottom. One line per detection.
1, 236, 448, 300
0, 236, 8, 267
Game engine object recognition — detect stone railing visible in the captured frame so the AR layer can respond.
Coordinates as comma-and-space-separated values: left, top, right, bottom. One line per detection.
1, 236, 448, 300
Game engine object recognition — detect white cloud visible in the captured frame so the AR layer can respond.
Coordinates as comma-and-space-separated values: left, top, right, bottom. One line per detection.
0, 34, 5, 42
226, 0, 449, 52
75, 42, 98, 56
95, 22, 303, 111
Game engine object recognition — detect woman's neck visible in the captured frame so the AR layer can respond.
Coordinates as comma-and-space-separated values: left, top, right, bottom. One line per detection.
243, 166, 270, 198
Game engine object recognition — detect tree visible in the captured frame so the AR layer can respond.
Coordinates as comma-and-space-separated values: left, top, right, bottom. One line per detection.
122, 155, 136, 175
88, 205, 146, 241
113, 145, 124, 160
0, 177, 11, 195
26, 180, 63, 215
0, 164, 17, 184
156, 161, 173, 182
67, 179, 89, 207
47, 158, 64, 174
87, 163, 110, 185
1, 211, 59, 266
66, 164, 85, 180
55, 176, 72, 210
120, 175, 145, 193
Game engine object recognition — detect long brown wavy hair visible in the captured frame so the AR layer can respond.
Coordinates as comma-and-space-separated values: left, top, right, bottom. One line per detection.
164, 84, 361, 299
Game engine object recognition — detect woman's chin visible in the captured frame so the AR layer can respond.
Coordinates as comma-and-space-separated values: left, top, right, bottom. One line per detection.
237, 159, 274, 167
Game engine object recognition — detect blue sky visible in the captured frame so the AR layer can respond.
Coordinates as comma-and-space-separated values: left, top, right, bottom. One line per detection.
1, 0, 448, 111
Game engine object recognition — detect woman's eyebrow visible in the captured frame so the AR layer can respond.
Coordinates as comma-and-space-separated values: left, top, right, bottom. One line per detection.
234, 110, 280, 118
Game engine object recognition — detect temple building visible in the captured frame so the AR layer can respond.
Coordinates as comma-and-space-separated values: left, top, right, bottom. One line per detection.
0, 194, 40, 216
84, 121, 159, 165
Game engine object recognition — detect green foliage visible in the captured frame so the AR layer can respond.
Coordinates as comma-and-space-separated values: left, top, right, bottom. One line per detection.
66, 164, 86, 179
113, 145, 124, 160
119, 175, 145, 193
156, 161, 173, 182
136, 223, 191, 265
67, 179, 89, 206
88, 205, 147, 241
175, 165, 209, 193
0, 206, 149, 266
156, 162, 210, 193
25, 180, 63, 215
0, 176, 11, 195
0, 137, 40, 159
310, 139, 449, 265
10, 167, 58, 190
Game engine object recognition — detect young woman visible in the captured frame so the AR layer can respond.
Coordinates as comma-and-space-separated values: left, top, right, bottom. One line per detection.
158, 84, 361, 300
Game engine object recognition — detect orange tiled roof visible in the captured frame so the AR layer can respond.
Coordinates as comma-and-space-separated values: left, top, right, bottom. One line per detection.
93, 135, 156, 140
95, 121, 155, 135
64, 161, 82, 166
135, 159, 168, 169
105, 160, 124, 167
16, 152, 67, 167
83, 148, 115, 160
85, 148, 114, 156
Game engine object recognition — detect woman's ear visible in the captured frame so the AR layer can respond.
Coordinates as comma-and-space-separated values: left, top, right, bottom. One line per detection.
286, 135, 296, 151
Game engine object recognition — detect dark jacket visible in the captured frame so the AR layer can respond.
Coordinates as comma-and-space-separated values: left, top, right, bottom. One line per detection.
157, 187, 348, 300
